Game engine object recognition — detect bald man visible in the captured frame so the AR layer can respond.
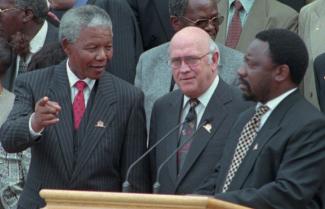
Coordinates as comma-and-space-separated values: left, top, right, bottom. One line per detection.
149, 27, 251, 194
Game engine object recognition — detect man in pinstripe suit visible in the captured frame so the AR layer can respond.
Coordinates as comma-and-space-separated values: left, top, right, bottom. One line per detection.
0, 5, 150, 209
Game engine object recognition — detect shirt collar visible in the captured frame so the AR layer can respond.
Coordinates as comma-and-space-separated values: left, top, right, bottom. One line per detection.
29, 21, 48, 54
256, 88, 297, 112
66, 59, 96, 90
228, 0, 255, 12
183, 75, 220, 108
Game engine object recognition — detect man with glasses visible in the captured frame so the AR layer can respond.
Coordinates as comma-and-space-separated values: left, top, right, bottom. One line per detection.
135, 0, 244, 128
0, 0, 58, 91
148, 26, 251, 194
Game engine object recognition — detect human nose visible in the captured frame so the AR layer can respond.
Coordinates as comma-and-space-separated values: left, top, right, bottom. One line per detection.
96, 48, 107, 60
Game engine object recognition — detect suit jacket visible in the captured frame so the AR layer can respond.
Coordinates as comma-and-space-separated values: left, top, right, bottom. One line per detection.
298, 0, 325, 109
90, 0, 143, 84
196, 90, 325, 209
314, 53, 325, 112
2, 21, 58, 92
135, 42, 243, 127
0, 61, 150, 209
126, 0, 173, 50
149, 79, 252, 194
216, 0, 298, 53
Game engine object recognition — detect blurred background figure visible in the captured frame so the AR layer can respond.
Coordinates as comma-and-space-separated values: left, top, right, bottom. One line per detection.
126, 0, 173, 51
0, 38, 30, 209
298, 0, 325, 109
0, 0, 58, 91
216, 0, 298, 52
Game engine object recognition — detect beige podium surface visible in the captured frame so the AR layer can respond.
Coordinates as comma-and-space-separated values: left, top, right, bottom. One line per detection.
40, 189, 251, 209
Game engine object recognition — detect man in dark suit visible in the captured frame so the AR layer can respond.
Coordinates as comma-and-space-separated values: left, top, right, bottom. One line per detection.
149, 27, 251, 194
0, 0, 58, 91
314, 53, 325, 112
195, 29, 325, 209
0, 5, 150, 209
126, 0, 173, 51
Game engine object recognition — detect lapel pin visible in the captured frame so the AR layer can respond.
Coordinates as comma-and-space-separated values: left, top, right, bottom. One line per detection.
95, 120, 106, 128
253, 144, 258, 150
203, 123, 212, 133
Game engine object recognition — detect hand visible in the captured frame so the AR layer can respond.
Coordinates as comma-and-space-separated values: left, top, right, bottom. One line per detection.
31, 96, 61, 132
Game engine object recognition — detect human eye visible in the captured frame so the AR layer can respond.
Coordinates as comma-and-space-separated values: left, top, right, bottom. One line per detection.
185, 56, 200, 66
170, 57, 181, 68
105, 45, 112, 51
195, 19, 208, 28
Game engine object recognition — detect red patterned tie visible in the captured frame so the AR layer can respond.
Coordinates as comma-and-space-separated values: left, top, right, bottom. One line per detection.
225, 0, 243, 48
73, 80, 87, 129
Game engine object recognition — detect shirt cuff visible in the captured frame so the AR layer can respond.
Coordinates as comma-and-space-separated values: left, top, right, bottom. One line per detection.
29, 113, 43, 137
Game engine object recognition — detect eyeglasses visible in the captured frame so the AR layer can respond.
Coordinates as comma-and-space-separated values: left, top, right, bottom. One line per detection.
168, 52, 211, 69
181, 15, 224, 28
0, 8, 18, 14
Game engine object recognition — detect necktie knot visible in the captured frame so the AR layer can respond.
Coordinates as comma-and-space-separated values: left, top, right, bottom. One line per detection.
233, 0, 243, 11
189, 98, 199, 109
75, 80, 87, 91
255, 105, 269, 118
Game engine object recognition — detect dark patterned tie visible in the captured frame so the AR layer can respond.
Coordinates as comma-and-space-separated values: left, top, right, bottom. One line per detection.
73, 80, 87, 129
18, 58, 28, 75
222, 105, 269, 192
177, 98, 199, 173
225, 0, 243, 48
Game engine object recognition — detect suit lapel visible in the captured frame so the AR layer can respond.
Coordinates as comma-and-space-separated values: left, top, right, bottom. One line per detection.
229, 91, 301, 190
175, 80, 230, 189
165, 91, 183, 185
237, 0, 267, 51
48, 61, 74, 178
71, 73, 117, 180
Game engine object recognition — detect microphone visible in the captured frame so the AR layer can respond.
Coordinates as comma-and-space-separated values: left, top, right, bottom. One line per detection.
152, 117, 213, 194
122, 112, 196, 192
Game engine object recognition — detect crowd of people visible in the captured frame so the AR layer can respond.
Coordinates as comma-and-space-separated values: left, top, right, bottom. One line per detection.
0, 0, 324, 209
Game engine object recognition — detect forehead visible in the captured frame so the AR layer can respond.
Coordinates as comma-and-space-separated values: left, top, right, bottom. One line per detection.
75, 26, 112, 44
246, 39, 272, 62
170, 35, 207, 57
185, 0, 218, 17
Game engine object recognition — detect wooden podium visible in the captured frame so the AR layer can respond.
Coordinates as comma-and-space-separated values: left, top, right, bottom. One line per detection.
40, 189, 251, 209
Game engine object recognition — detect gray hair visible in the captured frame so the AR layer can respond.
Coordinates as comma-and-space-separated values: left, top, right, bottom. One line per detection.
59, 5, 113, 43
169, 0, 220, 16
208, 39, 219, 64
15, 0, 48, 20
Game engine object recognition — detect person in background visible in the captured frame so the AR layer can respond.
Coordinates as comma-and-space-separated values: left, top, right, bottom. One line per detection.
298, 0, 325, 109
0, 38, 29, 209
216, 0, 298, 52
0, 0, 58, 91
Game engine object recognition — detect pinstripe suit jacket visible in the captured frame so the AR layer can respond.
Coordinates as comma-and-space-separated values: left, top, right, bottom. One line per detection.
0, 61, 150, 209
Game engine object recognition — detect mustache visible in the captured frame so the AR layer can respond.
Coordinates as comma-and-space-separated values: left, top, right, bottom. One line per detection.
239, 78, 250, 87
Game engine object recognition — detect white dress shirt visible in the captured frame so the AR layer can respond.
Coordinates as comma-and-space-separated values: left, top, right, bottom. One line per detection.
181, 75, 220, 128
